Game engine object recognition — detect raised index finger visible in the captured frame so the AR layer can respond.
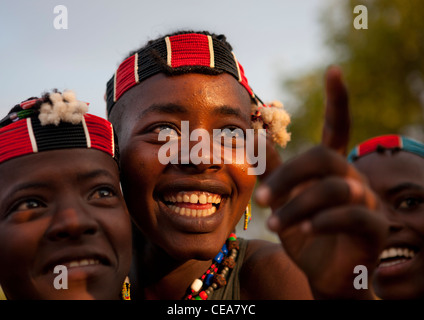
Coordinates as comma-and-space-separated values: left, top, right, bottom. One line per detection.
321, 65, 350, 156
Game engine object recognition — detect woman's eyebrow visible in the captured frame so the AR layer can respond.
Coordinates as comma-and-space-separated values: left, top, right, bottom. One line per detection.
139, 103, 188, 118
7, 182, 50, 195
212, 105, 250, 124
0, 182, 50, 205
386, 182, 424, 197
76, 169, 116, 182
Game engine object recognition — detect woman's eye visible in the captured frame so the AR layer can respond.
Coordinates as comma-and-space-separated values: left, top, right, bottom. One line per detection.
215, 127, 245, 147
398, 197, 423, 210
153, 125, 179, 137
91, 187, 116, 200
15, 199, 43, 211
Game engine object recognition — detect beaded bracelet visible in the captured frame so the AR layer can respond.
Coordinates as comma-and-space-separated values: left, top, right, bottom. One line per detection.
184, 233, 240, 300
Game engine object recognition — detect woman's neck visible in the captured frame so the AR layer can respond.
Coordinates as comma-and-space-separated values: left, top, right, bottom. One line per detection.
130, 239, 213, 300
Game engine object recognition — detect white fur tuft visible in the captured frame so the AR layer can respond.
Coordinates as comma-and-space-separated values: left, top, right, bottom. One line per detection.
38, 90, 88, 126
251, 100, 291, 147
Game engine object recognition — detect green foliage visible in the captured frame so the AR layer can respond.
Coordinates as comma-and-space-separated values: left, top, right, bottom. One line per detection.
284, 0, 424, 154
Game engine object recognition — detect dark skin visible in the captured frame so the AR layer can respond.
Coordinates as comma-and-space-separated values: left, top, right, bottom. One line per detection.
111, 72, 312, 299
0, 149, 132, 300
255, 66, 389, 299
354, 150, 424, 299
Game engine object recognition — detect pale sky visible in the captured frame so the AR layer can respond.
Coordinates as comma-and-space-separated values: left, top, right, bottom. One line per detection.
0, 0, 332, 118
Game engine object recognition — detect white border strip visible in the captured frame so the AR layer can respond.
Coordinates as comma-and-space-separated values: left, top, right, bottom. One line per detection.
165, 36, 172, 67
26, 117, 38, 153
81, 117, 91, 148
207, 35, 215, 68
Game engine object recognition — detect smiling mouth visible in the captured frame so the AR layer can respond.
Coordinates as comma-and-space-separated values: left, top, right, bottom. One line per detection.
378, 247, 417, 268
46, 256, 109, 274
163, 191, 222, 218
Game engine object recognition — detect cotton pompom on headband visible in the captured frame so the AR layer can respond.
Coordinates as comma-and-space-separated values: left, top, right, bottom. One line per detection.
38, 90, 89, 126
251, 100, 291, 148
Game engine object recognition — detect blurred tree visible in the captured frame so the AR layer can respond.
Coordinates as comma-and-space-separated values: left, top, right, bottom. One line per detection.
283, 0, 424, 156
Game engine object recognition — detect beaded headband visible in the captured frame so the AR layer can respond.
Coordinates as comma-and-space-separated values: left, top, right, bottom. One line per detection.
0, 91, 116, 165
106, 33, 254, 114
347, 134, 424, 163
106, 32, 291, 147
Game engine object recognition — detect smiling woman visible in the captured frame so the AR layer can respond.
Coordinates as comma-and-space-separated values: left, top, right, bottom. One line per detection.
349, 135, 424, 299
106, 31, 305, 300
0, 90, 132, 300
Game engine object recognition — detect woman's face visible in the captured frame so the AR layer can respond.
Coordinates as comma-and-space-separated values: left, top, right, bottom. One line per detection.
112, 72, 257, 261
354, 151, 424, 299
0, 149, 132, 300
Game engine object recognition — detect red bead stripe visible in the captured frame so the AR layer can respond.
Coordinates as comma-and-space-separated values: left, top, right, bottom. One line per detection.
0, 120, 33, 163
357, 134, 401, 158
168, 33, 212, 68
114, 54, 138, 102
85, 114, 114, 157
237, 62, 254, 97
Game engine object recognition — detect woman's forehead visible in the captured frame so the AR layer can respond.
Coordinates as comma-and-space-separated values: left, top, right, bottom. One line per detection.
0, 149, 118, 182
355, 151, 424, 188
118, 73, 252, 117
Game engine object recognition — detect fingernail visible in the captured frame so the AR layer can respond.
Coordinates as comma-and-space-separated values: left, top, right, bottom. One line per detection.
255, 185, 271, 205
345, 177, 364, 203
300, 220, 312, 233
267, 215, 280, 231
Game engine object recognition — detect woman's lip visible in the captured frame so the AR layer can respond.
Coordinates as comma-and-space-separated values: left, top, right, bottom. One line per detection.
375, 256, 415, 278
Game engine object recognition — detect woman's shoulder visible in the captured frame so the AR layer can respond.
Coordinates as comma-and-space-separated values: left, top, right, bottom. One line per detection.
239, 238, 313, 299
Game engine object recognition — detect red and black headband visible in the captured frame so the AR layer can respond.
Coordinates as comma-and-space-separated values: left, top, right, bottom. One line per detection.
347, 134, 424, 162
0, 92, 116, 165
106, 32, 256, 115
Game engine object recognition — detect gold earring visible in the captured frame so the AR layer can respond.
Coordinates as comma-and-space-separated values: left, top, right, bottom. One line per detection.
244, 200, 252, 230
121, 276, 131, 300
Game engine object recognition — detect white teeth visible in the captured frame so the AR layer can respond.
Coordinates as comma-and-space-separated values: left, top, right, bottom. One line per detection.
379, 247, 416, 260
190, 194, 198, 204
183, 194, 190, 203
199, 194, 207, 204
164, 191, 222, 204
64, 259, 100, 269
166, 204, 217, 217
79, 259, 89, 266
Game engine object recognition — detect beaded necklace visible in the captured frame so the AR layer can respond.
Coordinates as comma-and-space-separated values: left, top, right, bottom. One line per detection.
184, 233, 240, 300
